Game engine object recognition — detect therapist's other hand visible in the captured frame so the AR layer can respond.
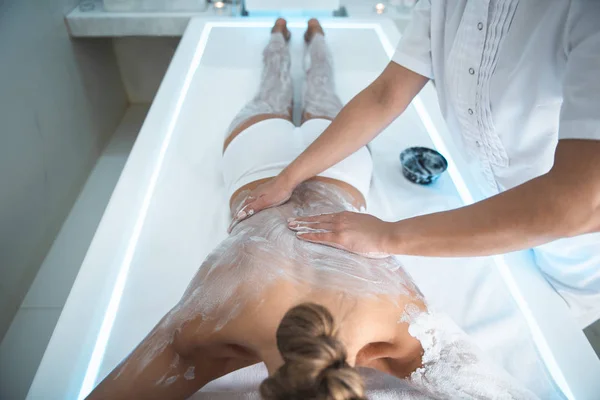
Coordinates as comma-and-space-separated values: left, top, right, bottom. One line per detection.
288, 211, 394, 258
228, 177, 294, 233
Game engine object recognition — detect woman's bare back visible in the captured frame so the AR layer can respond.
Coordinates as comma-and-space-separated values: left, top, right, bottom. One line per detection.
169, 181, 426, 370
88, 182, 427, 400
88, 181, 536, 400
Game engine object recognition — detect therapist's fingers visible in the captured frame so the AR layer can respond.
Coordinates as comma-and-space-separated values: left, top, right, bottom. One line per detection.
228, 197, 274, 233
228, 179, 294, 233
289, 221, 335, 233
228, 201, 261, 233
292, 211, 394, 259
297, 229, 391, 259
288, 212, 345, 237
227, 213, 244, 233
236, 194, 286, 220
234, 200, 257, 221
288, 213, 337, 225
227, 197, 253, 233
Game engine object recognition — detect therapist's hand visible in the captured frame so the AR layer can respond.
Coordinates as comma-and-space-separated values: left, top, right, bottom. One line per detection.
288, 211, 395, 258
228, 177, 295, 232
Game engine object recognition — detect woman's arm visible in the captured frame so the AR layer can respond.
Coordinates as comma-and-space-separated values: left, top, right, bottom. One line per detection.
86, 314, 257, 400
289, 140, 600, 257
290, 12, 600, 257
388, 139, 600, 256
232, 63, 429, 224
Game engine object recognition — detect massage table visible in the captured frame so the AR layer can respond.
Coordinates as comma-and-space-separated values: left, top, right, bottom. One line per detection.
28, 18, 600, 399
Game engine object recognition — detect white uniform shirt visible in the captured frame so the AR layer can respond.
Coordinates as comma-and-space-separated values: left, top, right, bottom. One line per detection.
392, 0, 600, 327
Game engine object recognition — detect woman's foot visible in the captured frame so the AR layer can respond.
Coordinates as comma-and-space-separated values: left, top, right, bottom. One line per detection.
272, 18, 291, 42
304, 18, 325, 43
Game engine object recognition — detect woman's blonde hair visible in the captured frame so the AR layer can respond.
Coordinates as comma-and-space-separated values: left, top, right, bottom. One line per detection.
260, 303, 366, 400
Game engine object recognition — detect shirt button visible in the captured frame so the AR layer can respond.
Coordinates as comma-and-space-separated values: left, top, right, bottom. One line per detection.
477, 22, 483, 30
468, 108, 474, 115
469, 68, 475, 75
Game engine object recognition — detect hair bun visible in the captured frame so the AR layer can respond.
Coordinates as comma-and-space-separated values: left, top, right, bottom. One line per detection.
276, 304, 346, 367
319, 366, 365, 400
324, 358, 348, 372
260, 303, 366, 400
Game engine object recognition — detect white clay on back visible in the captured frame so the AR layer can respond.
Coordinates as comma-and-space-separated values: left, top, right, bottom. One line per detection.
175, 181, 423, 330
112, 182, 535, 397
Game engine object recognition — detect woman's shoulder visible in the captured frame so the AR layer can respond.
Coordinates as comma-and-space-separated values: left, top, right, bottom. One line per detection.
172, 282, 299, 358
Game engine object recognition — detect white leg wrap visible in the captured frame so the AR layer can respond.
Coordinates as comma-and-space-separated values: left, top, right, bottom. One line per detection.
227, 33, 293, 136
302, 33, 343, 120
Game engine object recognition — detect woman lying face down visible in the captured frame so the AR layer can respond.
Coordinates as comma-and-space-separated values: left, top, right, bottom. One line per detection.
87, 181, 534, 400
87, 19, 536, 400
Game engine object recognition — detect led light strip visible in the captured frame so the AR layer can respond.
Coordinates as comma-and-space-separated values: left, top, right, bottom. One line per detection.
77, 22, 214, 400
493, 255, 573, 399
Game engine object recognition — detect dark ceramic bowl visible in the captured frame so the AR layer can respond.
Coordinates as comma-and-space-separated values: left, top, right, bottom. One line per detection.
399, 147, 448, 185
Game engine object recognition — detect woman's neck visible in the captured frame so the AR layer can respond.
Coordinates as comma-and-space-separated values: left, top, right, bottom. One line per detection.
258, 295, 426, 380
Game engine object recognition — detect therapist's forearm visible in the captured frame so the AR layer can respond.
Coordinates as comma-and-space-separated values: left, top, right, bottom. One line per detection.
389, 142, 600, 257
390, 180, 570, 257
280, 63, 428, 188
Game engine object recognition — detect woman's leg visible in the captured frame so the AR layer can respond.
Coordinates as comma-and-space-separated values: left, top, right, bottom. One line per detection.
223, 19, 293, 152
302, 19, 343, 123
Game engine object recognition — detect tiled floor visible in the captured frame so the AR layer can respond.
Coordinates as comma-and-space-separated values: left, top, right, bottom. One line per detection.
0, 106, 146, 400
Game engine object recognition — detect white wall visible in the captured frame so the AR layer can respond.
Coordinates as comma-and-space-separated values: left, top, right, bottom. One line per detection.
0, 0, 127, 341
113, 37, 179, 103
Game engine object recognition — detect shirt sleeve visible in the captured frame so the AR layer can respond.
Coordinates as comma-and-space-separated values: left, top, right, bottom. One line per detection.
391, 0, 434, 80
558, 2, 600, 141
